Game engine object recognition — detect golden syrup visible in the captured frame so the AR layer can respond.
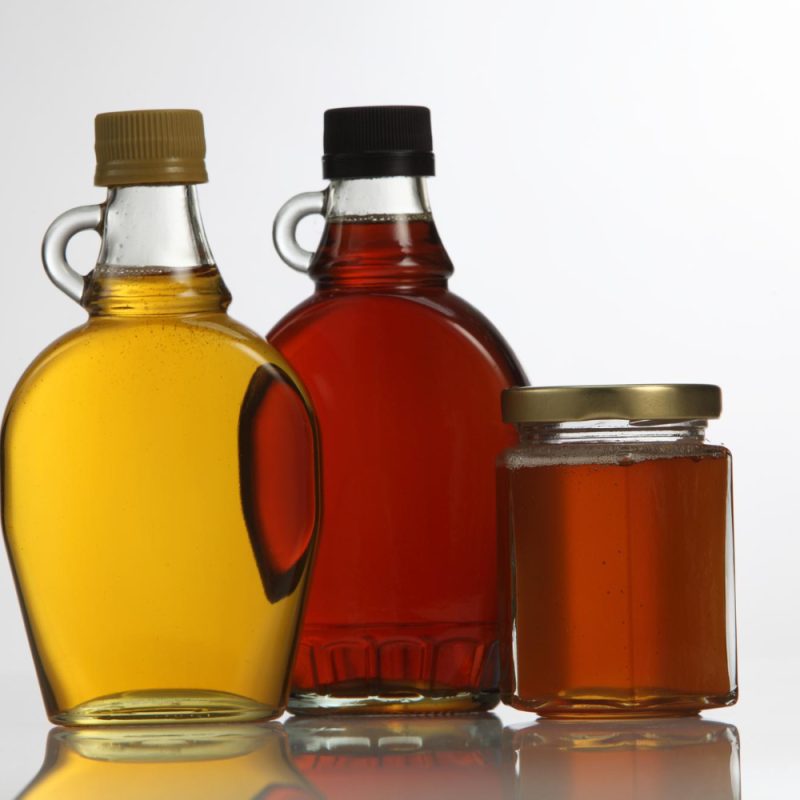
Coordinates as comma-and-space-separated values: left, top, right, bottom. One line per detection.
2, 267, 318, 724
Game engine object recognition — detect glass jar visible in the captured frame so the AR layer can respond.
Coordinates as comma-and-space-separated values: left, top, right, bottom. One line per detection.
497, 384, 737, 717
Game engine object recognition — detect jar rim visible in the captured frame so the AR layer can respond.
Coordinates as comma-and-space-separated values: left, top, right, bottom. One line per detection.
501, 384, 722, 424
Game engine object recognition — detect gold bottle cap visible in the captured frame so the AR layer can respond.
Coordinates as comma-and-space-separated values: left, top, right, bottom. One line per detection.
502, 384, 722, 424
94, 109, 208, 186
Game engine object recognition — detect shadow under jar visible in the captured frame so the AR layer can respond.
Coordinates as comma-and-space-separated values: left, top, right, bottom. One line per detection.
497, 384, 737, 718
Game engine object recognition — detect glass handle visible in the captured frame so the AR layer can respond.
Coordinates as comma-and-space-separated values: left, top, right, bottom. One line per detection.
41, 204, 104, 303
272, 191, 326, 273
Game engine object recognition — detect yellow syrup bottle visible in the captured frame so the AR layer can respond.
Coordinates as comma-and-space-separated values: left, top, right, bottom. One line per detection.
1, 110, 319, 725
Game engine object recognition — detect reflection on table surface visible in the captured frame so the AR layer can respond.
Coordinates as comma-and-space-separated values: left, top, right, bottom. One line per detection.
14, 714, 740, 799
16, 724, 319, 799
510, 717, 740, 800
286, 715, 507, 799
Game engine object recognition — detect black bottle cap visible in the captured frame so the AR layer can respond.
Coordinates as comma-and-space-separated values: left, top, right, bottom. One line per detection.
323, 105, 435, 179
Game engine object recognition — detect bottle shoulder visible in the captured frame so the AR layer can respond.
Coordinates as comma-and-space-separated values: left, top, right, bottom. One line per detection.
3, 322, 91, 420
25, 312, 288, 364
4, 312, 309, 427
269, 288, 527, 384
437, 290, 527, 370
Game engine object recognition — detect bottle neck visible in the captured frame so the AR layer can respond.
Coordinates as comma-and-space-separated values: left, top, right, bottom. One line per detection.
326, 176, 432, 219
85, 185, 230, 316
309, 176, 453, 289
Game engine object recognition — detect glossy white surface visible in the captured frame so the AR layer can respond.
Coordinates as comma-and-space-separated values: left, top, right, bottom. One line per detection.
0, 667, 797, 797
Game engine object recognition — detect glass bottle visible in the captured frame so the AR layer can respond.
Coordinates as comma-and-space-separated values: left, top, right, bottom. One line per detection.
269, 106, 527, 714
17, 725, 320, 799
497, 384, 737, 717
1, 110, 319, 725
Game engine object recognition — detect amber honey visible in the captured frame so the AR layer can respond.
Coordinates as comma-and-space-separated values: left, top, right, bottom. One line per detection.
498, 384, 737, 717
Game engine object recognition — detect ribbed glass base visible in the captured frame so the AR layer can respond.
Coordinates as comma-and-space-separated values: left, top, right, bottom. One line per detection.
289, 688, 499, 716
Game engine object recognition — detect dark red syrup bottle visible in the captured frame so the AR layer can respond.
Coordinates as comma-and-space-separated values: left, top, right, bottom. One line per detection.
268, 106, 527, 714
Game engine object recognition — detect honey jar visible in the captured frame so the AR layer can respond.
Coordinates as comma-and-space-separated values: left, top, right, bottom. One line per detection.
497, 384, 737, 717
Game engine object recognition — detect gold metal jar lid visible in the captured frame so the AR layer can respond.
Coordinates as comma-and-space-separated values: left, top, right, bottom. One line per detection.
94, 109, 208, 186
501, 384, 722, 424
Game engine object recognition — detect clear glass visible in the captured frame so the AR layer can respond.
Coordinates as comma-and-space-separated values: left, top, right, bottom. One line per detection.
326, 175, 432, 218
97, 185, 214, 267
498, 419, 737, 717
269, 175, 527, 714
2, 184, 319, 725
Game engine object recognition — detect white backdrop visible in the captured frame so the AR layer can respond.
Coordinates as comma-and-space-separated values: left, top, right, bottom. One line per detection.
0, 0, 797, 795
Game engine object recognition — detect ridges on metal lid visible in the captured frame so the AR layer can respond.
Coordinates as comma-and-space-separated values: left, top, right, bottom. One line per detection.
501, 384, 722, 424
94, 109, 208, 187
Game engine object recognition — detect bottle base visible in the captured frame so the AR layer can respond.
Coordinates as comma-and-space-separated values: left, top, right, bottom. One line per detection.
49, 690, 280, 726
504, 688, 738, 719
289, 688, 499, 716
